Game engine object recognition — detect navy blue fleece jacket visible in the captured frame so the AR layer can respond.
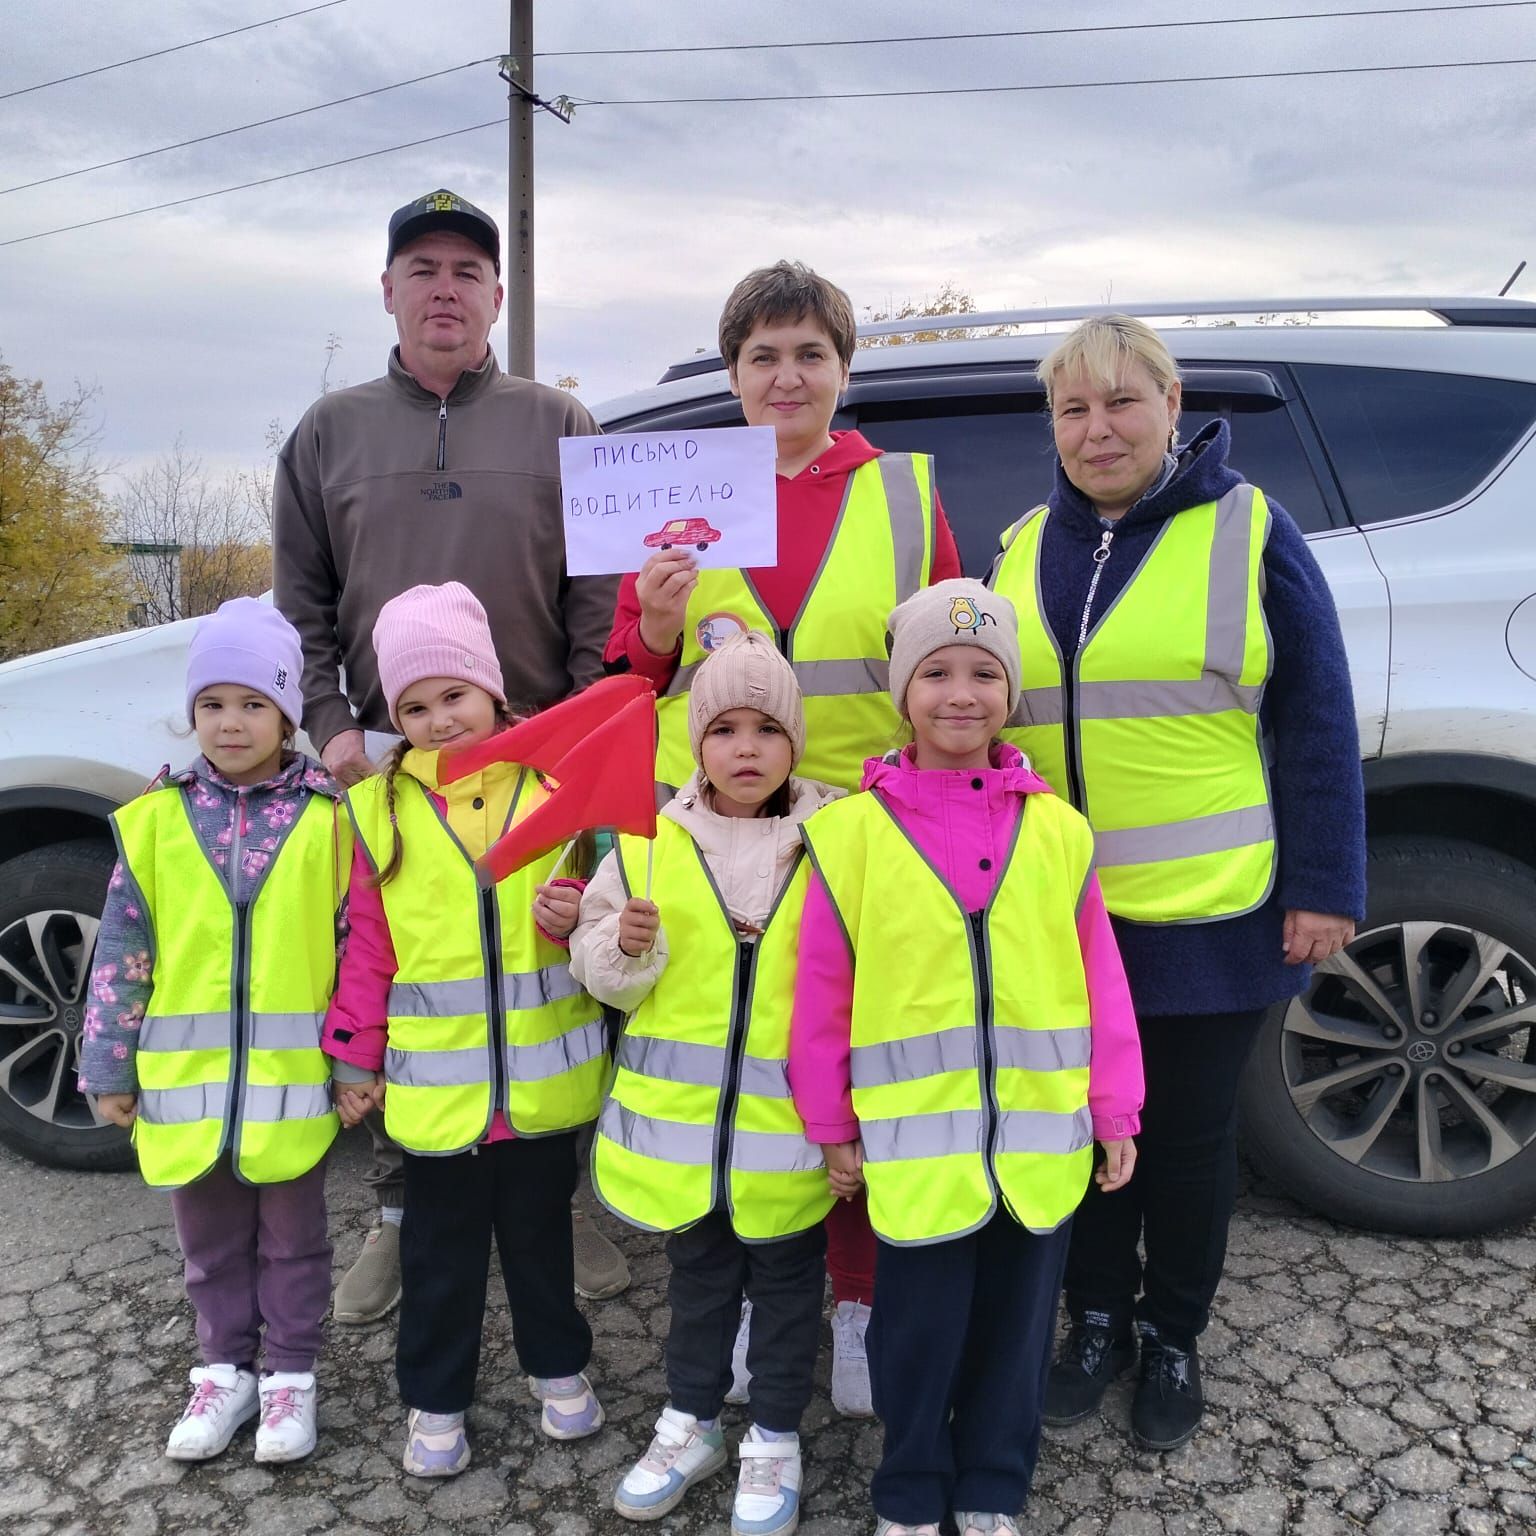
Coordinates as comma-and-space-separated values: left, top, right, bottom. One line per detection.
1004, 419, 1366, 1018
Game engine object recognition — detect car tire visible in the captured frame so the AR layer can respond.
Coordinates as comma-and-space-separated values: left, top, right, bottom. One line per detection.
1239, 835, 1536, 1235
0, 839, 132, 1171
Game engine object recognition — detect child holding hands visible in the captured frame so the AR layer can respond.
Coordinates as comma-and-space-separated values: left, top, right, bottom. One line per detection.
322, 582, 607, 1479
790, 581, 1145, 1536
571, 632, 840, 1536
79, 599, 348, 1465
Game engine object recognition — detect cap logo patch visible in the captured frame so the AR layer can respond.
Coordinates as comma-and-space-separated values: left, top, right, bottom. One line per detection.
949, 596, 996, 636
426, 191, 458, 212
273, 665, 288, 692
463, 653, 478, 670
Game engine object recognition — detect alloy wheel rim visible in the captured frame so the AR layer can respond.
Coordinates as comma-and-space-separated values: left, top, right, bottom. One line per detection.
0, 908, 108, 1132
1282, 920, 1536, 1183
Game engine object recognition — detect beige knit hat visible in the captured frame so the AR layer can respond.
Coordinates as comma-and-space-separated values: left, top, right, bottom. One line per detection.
886, 579, 1022, 716
688, 631, 805, 766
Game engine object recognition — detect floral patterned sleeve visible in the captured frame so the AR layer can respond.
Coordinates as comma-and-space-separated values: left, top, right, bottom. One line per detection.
77, 858, 155, 1096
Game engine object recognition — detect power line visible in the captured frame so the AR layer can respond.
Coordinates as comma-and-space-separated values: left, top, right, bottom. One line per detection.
535, 2, 1536, 57
0, 0, 354, 103
4, 50, 1533, 249
0, 58, 498, 196
572, 53, 1536, 106
0, 119, 502, 250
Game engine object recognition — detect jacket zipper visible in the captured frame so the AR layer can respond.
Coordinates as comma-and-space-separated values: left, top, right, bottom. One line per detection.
968, 910, 1001, 1181
226, 790, 249, 1162
437, 399, 448, 471
716, 940, 756, 1197
482, 887, 509, 1116
1063, 527, 1115, 810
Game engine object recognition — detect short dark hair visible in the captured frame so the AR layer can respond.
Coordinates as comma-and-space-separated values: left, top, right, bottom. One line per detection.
717, 261, 857, 369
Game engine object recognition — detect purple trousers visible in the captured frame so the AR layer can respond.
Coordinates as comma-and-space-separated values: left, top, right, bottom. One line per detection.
170, 1152, 332, 1373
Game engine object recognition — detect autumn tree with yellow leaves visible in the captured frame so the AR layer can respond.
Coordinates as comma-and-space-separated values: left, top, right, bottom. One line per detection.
0, 355, 120, 662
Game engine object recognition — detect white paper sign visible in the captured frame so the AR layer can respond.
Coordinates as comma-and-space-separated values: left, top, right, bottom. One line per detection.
558, 425, 778, 577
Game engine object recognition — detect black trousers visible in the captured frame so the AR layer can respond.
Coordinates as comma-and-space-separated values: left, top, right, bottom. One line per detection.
1065, 1008, 1266, 1347
397, 1134, 592, 1413
868, 1212, 1070, 1524
664, 1207, 827, 1433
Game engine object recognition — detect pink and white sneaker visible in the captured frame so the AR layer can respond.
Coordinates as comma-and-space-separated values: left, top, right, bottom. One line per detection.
164, 1364, 259, 1461
254, 1371, 317, 1463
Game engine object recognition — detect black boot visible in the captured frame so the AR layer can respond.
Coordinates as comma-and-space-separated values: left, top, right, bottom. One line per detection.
1043, 1323, 1137, 1426
1131, 1331, 1203, 1450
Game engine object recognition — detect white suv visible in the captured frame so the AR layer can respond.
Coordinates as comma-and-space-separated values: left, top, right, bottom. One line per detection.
4, 297, 1535, 1234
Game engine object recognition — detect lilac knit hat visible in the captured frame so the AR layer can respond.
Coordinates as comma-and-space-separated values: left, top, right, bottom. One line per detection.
373, 581, 506, 728
185, 597, 305, 729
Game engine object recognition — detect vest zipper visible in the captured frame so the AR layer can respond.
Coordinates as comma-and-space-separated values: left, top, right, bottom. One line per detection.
715, 940, 756, 1202
482, 886, 509, 1118
437, 399, 448, 471
1064, 527, 1115, 810
226, 789, 249, 1165
968, 909, 1001, 1184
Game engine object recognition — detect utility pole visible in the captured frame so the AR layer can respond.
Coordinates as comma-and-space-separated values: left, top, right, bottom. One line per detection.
506, 0, 535, 379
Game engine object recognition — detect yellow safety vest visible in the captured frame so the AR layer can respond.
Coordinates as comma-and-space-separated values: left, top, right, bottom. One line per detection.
113, 786, 347, 1189
990, 484, 1276, 923
654, 454, 936, 791
592, 818, 832, 1241
801, 787, 1096, 1243
348, 765, 606, 1154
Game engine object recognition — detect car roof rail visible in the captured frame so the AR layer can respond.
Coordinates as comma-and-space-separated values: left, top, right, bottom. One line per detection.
656, 296, 1536, 383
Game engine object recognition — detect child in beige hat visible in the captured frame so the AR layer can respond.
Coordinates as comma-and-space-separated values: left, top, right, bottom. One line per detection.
569, 630, 840, 1534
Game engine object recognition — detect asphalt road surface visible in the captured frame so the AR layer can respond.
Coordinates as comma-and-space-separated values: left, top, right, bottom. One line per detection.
0, 1130, 1531, 1535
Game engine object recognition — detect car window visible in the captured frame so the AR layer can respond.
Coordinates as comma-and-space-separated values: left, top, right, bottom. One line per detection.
1179, 402, 1333, 535
857, 387, 1333, 571
1295, 363, 1536, 524
855, 399, 1055, 576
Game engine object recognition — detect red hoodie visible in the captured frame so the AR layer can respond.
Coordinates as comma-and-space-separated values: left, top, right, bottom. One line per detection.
604, 430, 963, 683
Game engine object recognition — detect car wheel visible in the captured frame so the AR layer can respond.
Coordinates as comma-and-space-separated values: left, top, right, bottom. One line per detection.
0, 839, 132, 1171
1239, 836, 1536, 1234
696, 541, 709, 551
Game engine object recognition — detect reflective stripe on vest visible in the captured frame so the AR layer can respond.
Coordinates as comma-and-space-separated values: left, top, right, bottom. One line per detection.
992, 484, 1276, 923
591, 818, 832, 1241
654, 454, 935, 791
112, 787, 346, 1189
801, 788, 1096, 1242
348, 766, 606, 1153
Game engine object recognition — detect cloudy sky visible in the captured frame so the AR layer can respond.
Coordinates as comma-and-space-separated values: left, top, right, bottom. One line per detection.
2, 0, 1534, 484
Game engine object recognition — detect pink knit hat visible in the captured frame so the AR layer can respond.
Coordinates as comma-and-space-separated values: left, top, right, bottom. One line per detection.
372, 581, 506, 728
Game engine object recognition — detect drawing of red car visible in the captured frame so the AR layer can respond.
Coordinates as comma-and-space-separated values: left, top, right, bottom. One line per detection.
644, 517, 723, 551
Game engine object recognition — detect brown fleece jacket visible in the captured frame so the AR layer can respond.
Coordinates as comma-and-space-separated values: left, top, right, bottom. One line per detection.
273, 347, 619, 751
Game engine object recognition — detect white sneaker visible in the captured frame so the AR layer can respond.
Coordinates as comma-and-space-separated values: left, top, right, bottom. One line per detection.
164, 1364, 258, 1460
613, 1406, 728, 1520
254, 1371, 317, 1463
831, 1300, 874, 1418
954, 1517, 1022, 1536
725, 1298, 752, 1405
734, 1425, 802, 1536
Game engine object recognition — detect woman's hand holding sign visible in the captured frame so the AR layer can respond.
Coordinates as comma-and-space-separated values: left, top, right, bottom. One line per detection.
636, 550, 699, 656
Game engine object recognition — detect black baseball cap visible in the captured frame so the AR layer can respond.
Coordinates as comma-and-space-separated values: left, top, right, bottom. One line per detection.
386, 189, 501, 273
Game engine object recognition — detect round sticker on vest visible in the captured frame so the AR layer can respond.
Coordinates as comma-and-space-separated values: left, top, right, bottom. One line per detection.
696, 612, 749, 654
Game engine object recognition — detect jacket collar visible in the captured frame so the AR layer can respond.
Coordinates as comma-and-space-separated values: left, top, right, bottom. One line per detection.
858, 741, 1057, 801
166, 752, 341, 800
662, 770, 841, 843
386, 344, 501, 405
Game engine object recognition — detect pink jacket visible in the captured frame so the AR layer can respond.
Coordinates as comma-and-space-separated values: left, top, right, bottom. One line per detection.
787, 744, 1144, 1145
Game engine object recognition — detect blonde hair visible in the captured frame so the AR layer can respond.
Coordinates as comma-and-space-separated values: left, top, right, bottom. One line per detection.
1037, 314, 1181, 412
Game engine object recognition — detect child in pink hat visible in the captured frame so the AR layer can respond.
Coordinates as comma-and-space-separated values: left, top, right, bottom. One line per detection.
322, 582, 607, 1481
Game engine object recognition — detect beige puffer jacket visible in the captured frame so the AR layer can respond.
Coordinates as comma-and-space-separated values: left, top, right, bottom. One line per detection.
569, 770, 842, 1015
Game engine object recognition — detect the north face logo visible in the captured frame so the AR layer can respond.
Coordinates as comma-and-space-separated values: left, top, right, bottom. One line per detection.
420, 481, 464, 502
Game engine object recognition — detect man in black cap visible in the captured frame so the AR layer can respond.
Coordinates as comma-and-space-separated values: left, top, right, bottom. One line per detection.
273, 189, 628, 1323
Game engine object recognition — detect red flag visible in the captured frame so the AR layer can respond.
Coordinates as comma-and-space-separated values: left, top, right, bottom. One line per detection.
477, 693, 658, 885
439, 674, 654, 784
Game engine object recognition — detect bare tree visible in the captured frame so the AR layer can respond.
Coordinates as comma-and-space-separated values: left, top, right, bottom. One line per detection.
115, 439, 272, 625
857, 282, 1014, 348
